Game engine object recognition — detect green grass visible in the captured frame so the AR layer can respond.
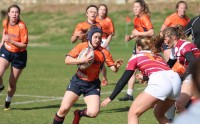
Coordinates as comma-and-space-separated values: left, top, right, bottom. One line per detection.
0, 3, 197, 124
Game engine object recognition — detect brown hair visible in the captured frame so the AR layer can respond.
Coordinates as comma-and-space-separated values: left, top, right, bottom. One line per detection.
162, 25, 187, 40
176, 1, 187, 10
5, 4, 21, 33
86, 5, 98, 13
98, 4, 108, 17
134, 0, 151, 16
136, 37, 151, 50
191, 59, 200, 93
150, 35, 164, 53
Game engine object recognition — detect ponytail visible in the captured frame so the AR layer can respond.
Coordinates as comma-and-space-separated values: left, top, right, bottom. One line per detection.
150, 35, 164, 53
136, 37, 151, 50
162, 25, 187, 40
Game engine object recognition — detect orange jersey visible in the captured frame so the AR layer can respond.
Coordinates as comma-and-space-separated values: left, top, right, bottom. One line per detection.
163, 13, 190, 28
96, 16, 115, 39
67, 42, 115, 82
72, 21, 101, 42
133, 14, 153, 32
3, 20, 28, 52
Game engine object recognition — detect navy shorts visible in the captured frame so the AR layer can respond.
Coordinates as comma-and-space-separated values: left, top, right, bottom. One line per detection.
67, 75, 101, 97
0, 45, 27, 69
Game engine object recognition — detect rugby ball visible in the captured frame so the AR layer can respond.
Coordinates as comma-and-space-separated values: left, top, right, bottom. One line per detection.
77, 47, 94, 70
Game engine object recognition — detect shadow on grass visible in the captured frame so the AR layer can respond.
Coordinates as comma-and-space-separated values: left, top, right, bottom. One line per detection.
11, 103, 85, 110
100, 106, 129, 114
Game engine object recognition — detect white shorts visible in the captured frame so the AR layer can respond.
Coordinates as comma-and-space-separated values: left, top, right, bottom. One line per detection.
145, 70, 181, 101
101, 39, 109, 50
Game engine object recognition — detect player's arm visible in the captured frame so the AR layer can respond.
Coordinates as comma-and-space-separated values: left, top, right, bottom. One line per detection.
109, 59, 123, 72
101, 70, 134, 107
71, 31, 85, 43
0, 29, 5, 48
2, 34, 27, 48
71, 24, 85, 43
181, 51, 196, 81
160, 24, 167, 35
132, 28, 154, 37
125, 29, 137, 42
103, 34, 113, 48
65, 55, 93, 65
7, 38, 28, 49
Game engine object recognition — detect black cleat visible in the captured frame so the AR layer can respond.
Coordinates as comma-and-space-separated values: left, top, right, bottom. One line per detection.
4, 101, 11, 110
118, 94, 134, 101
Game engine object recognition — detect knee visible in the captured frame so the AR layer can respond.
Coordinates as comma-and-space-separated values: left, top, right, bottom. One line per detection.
87, 110, 99, 118
128, 109, 142, 118
58, 107, 70, 116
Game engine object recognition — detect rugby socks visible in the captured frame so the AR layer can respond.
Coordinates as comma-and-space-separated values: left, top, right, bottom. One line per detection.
127, 89, 133, 96
53, 113, 65, 124
6, 95, 12, 102
79, 108, 90, 117
165, 105, 175, 122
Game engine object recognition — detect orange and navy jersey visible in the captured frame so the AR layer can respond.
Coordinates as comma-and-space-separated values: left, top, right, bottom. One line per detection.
173, 39, 200, 67
163, 13, 190, 28
67, 42, 115, 82
133, 14, 153, 32
72, 21, 101, 42
126, 50, 170, 76
3, 19, 28, 52
96, 16, 115, 39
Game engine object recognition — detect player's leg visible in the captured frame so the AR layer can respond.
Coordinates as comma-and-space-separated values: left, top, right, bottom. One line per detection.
176, 79, 193, 113
0, 46, 10, 92
154, 99, 175, 124
5, 67, 23, 110
0, 57, 9, 92
72, 95, 100, 124
72, 78, 100, 124
54, 91, 79, 124
128, 91, 159, 124
165, 104, 176, 122
83, 95, 100, 117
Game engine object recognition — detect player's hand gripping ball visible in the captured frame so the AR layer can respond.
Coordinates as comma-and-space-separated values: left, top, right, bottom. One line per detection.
78, 47, 94, 70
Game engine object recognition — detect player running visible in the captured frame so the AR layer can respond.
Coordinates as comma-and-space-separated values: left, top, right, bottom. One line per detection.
53, 26, 122, 124
0, 4, 28, 110
119, 0, 154, 101
71, 5, 101, 43
96, 4, 115, 86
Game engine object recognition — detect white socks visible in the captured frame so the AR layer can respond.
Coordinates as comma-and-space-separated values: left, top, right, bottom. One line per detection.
127, 89, 133, 96
6, 95, 12, 102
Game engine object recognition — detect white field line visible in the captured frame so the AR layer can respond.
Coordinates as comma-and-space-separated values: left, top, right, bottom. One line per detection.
0, 87, 145, 105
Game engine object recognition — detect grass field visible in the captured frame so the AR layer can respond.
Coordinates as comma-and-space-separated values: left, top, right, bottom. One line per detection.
0, 2, 198, 124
